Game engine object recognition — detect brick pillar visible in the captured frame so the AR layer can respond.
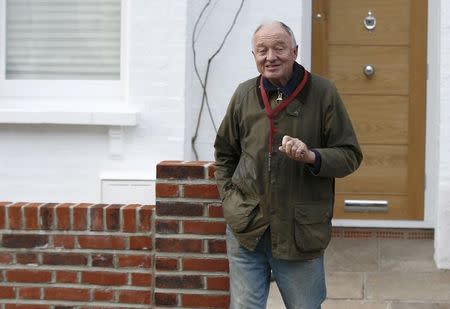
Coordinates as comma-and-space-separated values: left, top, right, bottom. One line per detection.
155, 161, 230, 308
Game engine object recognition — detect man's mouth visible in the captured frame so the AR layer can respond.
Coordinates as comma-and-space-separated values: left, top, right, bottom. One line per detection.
266, 64, 280, 70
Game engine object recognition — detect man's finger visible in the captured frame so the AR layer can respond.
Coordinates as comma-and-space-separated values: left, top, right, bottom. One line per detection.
281, 135, 292, 147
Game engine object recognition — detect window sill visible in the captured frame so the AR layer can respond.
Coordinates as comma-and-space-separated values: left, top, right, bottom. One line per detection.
0, 108, 138, 126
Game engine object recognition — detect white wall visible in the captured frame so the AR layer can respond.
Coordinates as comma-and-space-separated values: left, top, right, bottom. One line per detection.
435, 0, 450, 269
184, 0, 306, 161
0, 0, 188, 204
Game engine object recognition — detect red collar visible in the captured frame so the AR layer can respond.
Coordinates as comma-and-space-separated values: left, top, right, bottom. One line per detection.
259, 70, 309, 119
259, 70, 309, 156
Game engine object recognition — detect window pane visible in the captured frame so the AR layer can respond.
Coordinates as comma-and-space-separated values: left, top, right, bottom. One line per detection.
6, 0, 121, 80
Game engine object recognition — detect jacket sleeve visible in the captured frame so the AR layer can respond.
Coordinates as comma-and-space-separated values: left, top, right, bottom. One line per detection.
214, 89, 242, 199
315, 83, 363, 178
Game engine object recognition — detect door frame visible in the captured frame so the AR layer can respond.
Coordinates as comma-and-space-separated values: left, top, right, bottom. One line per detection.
300, 0, 438, 228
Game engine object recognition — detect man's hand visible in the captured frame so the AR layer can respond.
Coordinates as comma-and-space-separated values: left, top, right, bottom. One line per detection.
278, 135, 316, 164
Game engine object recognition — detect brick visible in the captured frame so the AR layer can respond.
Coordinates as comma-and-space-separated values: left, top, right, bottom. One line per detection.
7, 270, 52, 283
92, 254, 114, 267
82, 271, 127, 286
118, 254, 152, 268
156, 238, 202, 253
93, 289, 113, 301
156, 183, 179, 197
0, 253, 13, 264
44, 287, 89, 301
19, 287, 41, 299
208, 163, 216, 180
0, 202, 7, 228
122, 204, 139, 232
207, 277, 230, 290
73, 203, 91, 230
90, 204, 106, 231
131, 273, 152, 286
78, 307, 119, 309
139, 205, 153, 232
184, 221, 226, 235
208, 203, 224, 218
56, 203, 72, 230
43, 253, 87, 266
156, 219, 179, 234
0, 286, 15, 298
155, 292, 178, 306
2, 234, 48, 248
5, 305, 50, 309
118, 290, 151, 304
183, 258, 229, 272
156, 257, 178, 271
208, 239, 227, 254
157, 161, 205, 179
156, 275, 203, 289
53, 235, 75, 249
9, 202, 26, 229
106, 204, 122, 231
184, 184, 220, 199
40, 203, 57, 230
130, 236, 153, 250
156, 201, 204, 217
78, 236, 126, 250
56, 271, 78, 283
182, 294, 230, 308
16, 253, 38, 264
24, 203, 41, 230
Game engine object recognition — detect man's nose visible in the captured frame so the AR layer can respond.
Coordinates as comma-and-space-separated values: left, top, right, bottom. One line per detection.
266, 49, 277, 61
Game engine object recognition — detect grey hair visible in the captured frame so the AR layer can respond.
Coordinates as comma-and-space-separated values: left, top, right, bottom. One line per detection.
253, 21, 297, 47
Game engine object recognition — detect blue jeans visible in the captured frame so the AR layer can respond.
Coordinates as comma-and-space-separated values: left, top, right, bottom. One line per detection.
226, 226, 326, 309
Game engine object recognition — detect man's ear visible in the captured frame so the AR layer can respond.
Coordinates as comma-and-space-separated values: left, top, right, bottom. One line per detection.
293, 45, 299, 59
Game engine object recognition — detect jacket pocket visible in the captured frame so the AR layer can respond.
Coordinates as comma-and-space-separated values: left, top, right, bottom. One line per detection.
294, 201, 332, 253
222, 187, 260, 233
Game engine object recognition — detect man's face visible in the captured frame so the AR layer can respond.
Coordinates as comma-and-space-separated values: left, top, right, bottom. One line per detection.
252, 23, 298, 87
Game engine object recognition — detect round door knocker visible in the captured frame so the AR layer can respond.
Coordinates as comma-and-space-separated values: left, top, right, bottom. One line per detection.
364, 10, 376, 31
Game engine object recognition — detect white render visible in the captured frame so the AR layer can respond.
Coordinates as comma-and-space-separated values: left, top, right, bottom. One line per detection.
0, 0, 448, 267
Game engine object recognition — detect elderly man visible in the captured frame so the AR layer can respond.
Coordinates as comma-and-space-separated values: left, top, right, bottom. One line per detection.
214, 21, 362, 308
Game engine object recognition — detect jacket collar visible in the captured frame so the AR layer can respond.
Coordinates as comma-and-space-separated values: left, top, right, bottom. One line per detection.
262, 62, 304, 97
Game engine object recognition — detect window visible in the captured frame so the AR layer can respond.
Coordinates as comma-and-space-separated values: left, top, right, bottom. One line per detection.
6, 0, 121, 80
0, 0, 127, 104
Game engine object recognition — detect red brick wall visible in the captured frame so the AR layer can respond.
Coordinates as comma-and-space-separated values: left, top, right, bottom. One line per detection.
0, 202, 154, 309
0, 161, 229, 309
155, 161, 229, 308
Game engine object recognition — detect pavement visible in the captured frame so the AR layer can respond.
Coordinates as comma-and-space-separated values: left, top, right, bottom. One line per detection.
267, 237, 450, 308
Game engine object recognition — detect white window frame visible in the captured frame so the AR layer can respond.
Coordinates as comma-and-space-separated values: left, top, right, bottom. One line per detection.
0, 0, 135, 126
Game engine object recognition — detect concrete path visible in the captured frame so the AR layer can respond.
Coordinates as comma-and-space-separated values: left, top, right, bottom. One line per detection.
267, 238, 450, 308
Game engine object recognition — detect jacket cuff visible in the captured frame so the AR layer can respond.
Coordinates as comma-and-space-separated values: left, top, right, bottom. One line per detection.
307, 149, 322, 175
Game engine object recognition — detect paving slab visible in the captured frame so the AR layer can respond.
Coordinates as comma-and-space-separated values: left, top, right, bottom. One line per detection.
380, 239, 438, 272
390, 302, 450, 309
267, 282, 285, 308
325, 238, 379, 272
366, 272, 450, 301
322, 300, 387, 309
326, 272, 364, 299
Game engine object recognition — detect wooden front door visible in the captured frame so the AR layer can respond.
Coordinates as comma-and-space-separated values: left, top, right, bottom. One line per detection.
312, 0, 427, 220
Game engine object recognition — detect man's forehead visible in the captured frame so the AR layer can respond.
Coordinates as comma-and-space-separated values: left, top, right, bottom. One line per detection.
254, 25, 290, 40
254, 38, 288, 46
